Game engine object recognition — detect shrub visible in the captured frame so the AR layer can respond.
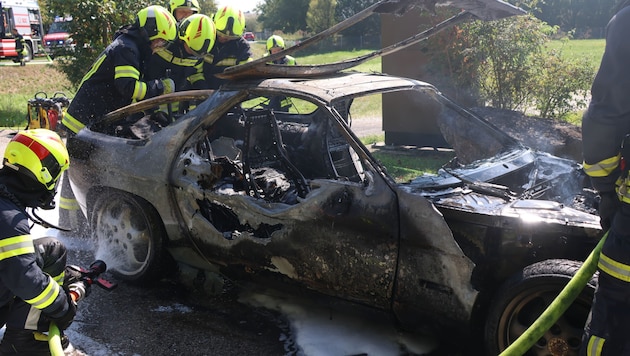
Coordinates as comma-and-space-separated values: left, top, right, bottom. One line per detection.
529, 48, 594, 119
461, 14, 552, 111
47, 0, 150, 87
435, 13, 596, 120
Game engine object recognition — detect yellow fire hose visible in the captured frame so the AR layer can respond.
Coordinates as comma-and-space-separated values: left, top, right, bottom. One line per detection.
499, 230, 608, 355
47, 260, 115, 355
48, 322, 64, 356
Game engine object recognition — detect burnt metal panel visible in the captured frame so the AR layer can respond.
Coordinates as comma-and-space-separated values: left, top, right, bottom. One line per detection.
168, 108, 404, 307
393, 188, 477, 331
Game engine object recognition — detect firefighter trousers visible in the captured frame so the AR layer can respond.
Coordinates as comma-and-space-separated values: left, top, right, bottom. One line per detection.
581, 208, 630, 355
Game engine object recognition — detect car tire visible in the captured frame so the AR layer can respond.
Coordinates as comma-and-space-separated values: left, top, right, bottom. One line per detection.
90, 191, 168, 283
484, 259, 596, 356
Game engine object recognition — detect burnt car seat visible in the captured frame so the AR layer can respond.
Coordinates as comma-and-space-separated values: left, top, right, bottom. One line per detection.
242, 110, 310, 202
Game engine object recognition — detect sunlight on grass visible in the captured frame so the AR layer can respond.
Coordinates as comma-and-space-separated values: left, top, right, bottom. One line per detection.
547, 38, 604, 71
350, 93, 382, 121
360, 134, 384, 145
562, 110, 585, 126
0, 63, 73, 127
298, 50, 381, 73
360, 134, 454, 183
371, 150, 454, 183
248, 43, 382, 73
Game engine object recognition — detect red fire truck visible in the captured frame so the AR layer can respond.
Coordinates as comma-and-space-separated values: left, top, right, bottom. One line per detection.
0, 0, 45, 62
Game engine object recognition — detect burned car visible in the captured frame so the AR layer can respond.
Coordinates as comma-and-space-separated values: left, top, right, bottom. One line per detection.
66, 0, 602, 354
68, 73, 601, 354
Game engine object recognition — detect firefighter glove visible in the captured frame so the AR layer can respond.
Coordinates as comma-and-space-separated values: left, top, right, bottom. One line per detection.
48, 292, 77, 331
599, 191, 621, 231
161, 78, 175, 95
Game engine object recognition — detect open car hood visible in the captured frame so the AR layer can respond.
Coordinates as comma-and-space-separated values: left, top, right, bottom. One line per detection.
218, 0, 526, 80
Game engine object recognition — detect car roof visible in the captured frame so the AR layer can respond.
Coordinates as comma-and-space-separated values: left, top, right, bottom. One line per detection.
224, 72, 436, 104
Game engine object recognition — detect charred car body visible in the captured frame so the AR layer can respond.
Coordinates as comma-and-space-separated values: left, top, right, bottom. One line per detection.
66, 0, 602, 354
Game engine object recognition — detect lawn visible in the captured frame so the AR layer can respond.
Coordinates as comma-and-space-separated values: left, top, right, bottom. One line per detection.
547, 38, 605, 71
0, 62, 73, 128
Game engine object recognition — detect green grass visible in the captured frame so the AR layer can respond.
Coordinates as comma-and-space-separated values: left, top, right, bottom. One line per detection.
0, 62, 74, 127
297, 49, 381, 73
361, 135, 455, 182
249, 42, 382, 73
360, 134, 384, 145
371, 150, 455, 183
547, 38, 605, 71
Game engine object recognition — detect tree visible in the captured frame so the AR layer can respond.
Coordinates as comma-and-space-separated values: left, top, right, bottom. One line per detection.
46, 0, 218, 87
335, 0, 380, 37
306, 0, 336, 33
257, 0, 309, 33
198, 0, 218, 15
534, 0, 616, 37
464, 15, 551, 110
445, 13, 594, 118
47, 0, 151, 86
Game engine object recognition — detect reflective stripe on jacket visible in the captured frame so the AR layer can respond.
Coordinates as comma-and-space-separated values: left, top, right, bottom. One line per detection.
0, 198, 67, 318
64, 26, 164, 134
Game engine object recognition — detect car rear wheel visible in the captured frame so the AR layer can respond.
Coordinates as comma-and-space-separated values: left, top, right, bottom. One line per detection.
91, 191, 167, 283
485, 259, 596, 356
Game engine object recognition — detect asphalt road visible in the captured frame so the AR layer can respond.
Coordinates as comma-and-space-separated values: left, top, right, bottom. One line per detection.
63, 241, 289, 356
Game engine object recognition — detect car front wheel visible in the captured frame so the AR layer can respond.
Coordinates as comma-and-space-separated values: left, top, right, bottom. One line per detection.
485, 259, 597, 356
90, 191, 167, 283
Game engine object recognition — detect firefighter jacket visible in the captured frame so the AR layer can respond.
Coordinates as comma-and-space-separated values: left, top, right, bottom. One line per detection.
0, 190, 70, 325
202, 37, 252, 89
582, 6, 630, 202
14, 33, 25, 52
262, 54, 296, 111
145, 39, 205, 91
269, 55, 296, 66
63, 25, 168, 135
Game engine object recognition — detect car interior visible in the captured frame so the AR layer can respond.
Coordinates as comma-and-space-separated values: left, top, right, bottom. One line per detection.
189, 95, 367, 205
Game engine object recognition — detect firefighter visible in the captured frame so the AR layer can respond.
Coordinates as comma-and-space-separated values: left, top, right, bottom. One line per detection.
11, 28, 27, 66
265, 35, 296, 65
60, 5, 176, 237
580, 1, 630, 355
263, 35, 296, 111
63, 5, 177, 135
145, 13, 216, 99
169, 0, 200, 22
202, 5, 253, 89
0, 129, 76, 355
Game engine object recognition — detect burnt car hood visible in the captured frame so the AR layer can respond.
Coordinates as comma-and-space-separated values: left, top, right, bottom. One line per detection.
219, 0, 526, 80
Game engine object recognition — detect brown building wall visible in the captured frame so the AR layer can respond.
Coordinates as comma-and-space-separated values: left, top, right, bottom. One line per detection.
381, 9, 447, 147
